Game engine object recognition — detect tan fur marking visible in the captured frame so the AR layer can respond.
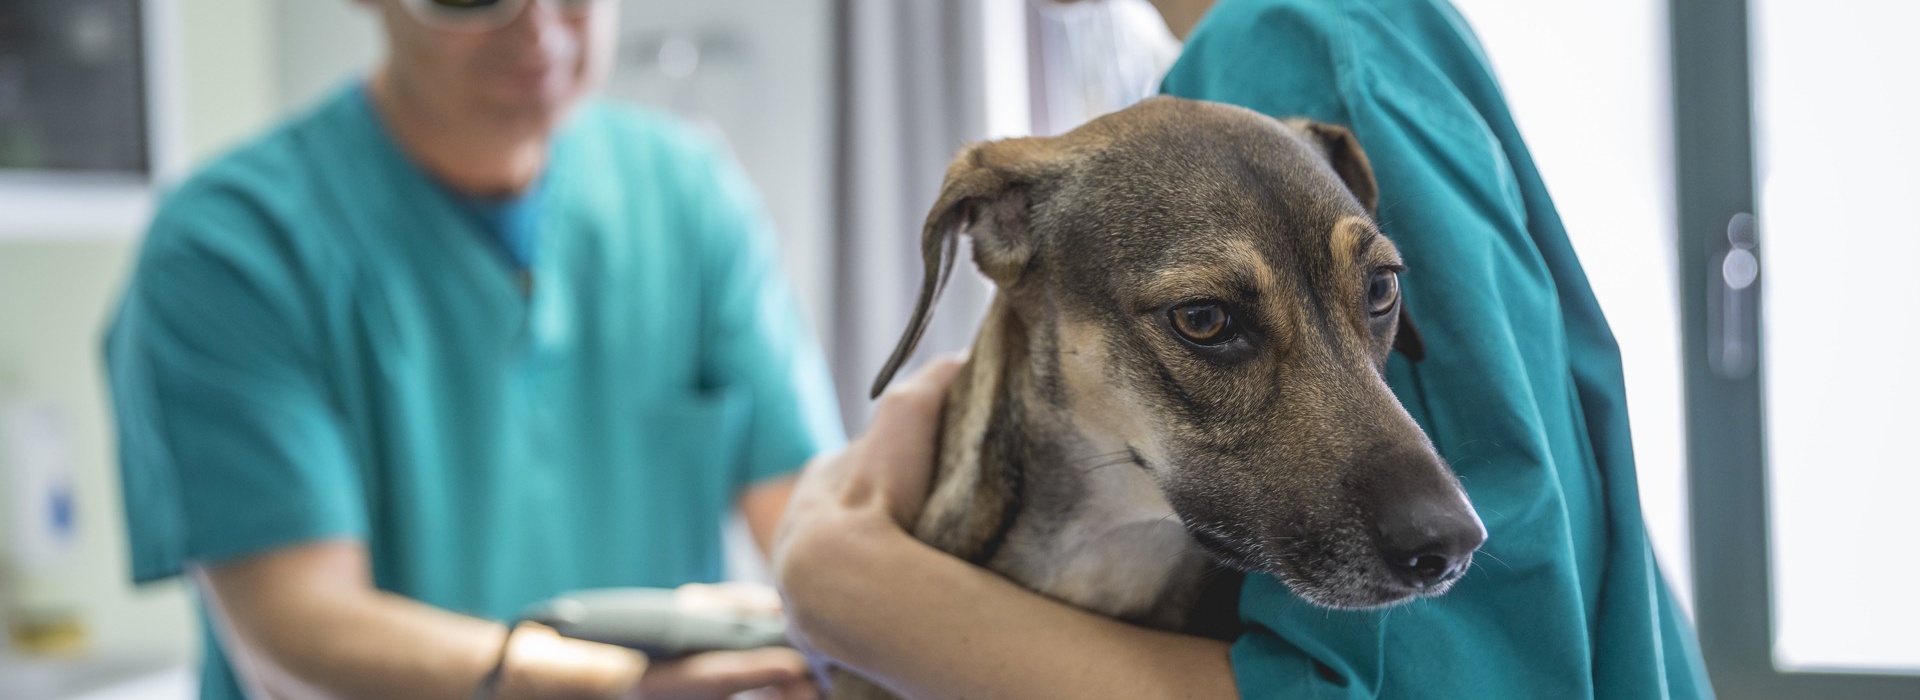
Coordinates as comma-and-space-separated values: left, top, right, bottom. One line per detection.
1329, 216, 1366, 270
1138, 239, 1279, 304
912, 296, 1014, 555
1333, 216, 1402, 270
1035, 319, 1202, 619
1055, 319, 1166, 468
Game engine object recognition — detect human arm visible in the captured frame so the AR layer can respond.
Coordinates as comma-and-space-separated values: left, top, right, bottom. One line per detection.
771, 359, 1238, 700
200, 539, 816, 700
740, 476, 796, 555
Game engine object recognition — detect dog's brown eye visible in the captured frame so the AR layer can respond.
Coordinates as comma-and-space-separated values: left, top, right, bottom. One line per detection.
1367, 271, 1400, 316
1170, 302, 1234, 345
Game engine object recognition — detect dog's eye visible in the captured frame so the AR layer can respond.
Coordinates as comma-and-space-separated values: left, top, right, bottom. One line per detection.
1367, 271, 1400, 317
1170, 302, 1236, 345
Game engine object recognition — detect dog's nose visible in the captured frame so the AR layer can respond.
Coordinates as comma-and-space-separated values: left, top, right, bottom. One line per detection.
1376, 492, 1487, 589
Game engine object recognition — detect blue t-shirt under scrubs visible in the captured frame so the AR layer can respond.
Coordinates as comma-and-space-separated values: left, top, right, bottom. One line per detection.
1163, 0, 1713, 698
104, 86, 845, 699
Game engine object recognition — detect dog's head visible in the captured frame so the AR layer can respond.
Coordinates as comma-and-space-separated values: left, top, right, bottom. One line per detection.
873, 96, 1484, 609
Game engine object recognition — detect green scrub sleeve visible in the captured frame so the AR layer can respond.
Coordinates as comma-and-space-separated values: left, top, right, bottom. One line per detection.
106, 183, 366, 583
686, 137, 847, 491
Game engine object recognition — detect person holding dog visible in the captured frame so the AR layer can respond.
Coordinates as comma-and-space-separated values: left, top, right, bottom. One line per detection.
104, 1, 837, 698
772, 0, 1715, 698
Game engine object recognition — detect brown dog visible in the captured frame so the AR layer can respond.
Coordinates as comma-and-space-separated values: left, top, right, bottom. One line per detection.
835, 96, 1485, 698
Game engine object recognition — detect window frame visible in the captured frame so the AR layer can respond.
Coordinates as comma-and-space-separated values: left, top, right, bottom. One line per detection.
1673, 0, 1920, 695
0, 0, 182, 240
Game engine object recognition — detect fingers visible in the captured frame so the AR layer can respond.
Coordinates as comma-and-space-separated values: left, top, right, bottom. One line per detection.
769, 676, 824, 700
673, 647, 808, 688
861, 355, 966, 524
898, 353, 968, 395
734, 676, 823, 700
870, 355, 966, 431
769, 354, 969, 647
639, 647, 812, 700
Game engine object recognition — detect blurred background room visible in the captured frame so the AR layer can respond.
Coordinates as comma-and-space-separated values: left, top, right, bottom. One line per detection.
0, 0, 1913, 697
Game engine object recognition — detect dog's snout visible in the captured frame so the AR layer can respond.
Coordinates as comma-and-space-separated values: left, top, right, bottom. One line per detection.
1375, 491, 1486, 590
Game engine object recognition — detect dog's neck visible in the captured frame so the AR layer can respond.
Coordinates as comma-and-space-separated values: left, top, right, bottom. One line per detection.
914, 294, 1212, 627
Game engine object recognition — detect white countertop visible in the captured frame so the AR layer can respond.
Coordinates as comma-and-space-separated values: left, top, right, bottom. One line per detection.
0, 654, 194, 700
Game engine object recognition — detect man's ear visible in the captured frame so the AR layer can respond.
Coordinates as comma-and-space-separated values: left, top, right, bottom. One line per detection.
868, 136, 1065, 398
1283, 119, 1378, 216
1393, 308, 1426, 362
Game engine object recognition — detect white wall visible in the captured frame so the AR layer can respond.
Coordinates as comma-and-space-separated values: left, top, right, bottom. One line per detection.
267, 1, 383, 112
601, 1, 834, 330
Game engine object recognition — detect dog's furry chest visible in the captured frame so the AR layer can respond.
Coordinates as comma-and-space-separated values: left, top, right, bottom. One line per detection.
988, 464, 1213, 626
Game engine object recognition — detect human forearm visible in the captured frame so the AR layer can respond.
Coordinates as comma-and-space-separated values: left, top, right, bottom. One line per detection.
781, 520, 1236, 700
202, 544, 644, 700
254, 590, 639, 700
741, 476, 798, 555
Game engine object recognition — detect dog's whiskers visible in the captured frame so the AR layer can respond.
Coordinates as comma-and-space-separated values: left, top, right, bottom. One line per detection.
1475, 550, 1513, 573
1078, 459, 1136, 473
1063, 449, 1133, 466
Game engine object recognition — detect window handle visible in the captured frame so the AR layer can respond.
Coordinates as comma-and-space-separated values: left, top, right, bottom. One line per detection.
1709, 212, 1760, 379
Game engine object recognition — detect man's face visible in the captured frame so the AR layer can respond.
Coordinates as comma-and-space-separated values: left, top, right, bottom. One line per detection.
369, 0, 619, 132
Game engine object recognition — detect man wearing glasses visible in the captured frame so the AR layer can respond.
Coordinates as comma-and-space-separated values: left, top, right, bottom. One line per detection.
104, 1, 838, 698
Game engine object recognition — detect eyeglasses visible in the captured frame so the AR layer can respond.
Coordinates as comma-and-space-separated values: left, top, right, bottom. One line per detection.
400, 0, 607, 34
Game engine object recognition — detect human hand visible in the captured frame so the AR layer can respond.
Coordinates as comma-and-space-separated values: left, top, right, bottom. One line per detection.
499, 614, 812, 700
769, 356, 965, 658
626, 582, 814, 700
778, 356, 966, 539
630, 646, 816, 700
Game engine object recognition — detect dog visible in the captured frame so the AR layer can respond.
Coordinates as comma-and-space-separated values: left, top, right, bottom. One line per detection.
833, 96, 1486, 698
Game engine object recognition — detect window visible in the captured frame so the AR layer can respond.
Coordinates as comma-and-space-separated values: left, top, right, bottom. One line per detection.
0, 0, 148, 177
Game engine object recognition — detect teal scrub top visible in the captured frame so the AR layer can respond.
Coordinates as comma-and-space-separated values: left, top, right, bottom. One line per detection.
105, 86, 844, 699
1161, 0, 1714, 698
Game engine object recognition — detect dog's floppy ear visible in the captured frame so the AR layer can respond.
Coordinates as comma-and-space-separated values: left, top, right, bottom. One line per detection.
869, 137, 1063, 398
1284, 119, 1378, 216
1393, 308, 1426, 362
